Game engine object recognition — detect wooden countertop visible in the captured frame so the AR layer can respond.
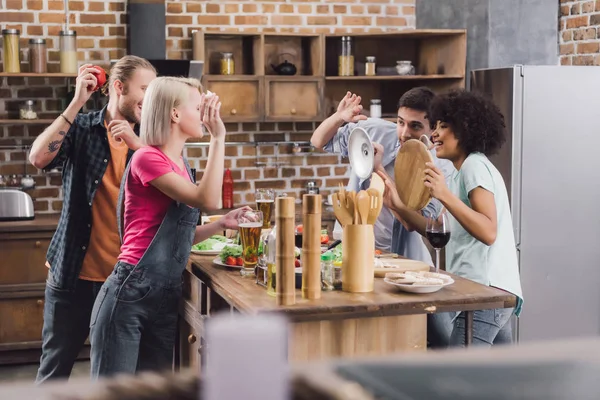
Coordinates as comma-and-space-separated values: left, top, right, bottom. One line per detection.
0, 214, 60, 233
189, 255, 517, 322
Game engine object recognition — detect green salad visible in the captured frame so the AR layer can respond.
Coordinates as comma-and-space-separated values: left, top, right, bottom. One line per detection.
192, 235, 228, 251
218, 241, 265, 262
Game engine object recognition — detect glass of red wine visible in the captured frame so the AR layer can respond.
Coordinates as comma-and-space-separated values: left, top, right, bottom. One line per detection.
426, 212, 451, 273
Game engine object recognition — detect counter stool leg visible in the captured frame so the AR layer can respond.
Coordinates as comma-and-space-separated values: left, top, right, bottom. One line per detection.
465, 311, 474, 346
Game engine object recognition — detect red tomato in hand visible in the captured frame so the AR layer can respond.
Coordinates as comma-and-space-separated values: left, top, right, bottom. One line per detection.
225, 256, 236, 266
236, 257, 244, 266
91, 66, 107, 92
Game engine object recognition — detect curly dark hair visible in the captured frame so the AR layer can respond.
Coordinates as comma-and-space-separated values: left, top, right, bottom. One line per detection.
429, 89, 506, 156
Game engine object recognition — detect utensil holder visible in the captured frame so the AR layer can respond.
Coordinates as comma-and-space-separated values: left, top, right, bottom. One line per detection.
342, 224, 374, 293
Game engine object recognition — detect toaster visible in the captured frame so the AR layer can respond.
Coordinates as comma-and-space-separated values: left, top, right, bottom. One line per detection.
0, 189, 35, 221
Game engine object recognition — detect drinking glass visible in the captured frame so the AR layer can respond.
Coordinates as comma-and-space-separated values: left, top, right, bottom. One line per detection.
255, 189, 275, 229
237, 210, 264, 276
426, 212, 451, 273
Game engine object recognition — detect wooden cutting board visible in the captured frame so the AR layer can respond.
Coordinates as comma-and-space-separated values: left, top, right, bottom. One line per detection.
374, 258, 430, 278
394, 139, 434, 211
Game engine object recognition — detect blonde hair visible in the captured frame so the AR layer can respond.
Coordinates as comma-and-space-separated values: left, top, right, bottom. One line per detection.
140, 76, 203, 146
102, 55, 157, 96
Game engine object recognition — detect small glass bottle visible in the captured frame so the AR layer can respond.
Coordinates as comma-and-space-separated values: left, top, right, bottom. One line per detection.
59, 30, 78, 74
265, 224, 277, 297
20, 100, 38, 120
29, 38, 47, 73
2, 29, 21, 73
365, 56, 376, 76
370, 99, 382, 118
338, 36, 354, 76
220, 52, 234, 75
333, 259, 342, 290
9, 175, 20, 187
321, 252, 334, 291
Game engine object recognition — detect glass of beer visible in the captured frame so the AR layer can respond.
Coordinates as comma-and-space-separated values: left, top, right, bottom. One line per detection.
237, 210, 263, 276
255, 189, 275, 229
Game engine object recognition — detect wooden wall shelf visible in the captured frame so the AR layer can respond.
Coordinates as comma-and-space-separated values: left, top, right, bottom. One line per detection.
0, 73, 76, 78
190, 29, 467, 122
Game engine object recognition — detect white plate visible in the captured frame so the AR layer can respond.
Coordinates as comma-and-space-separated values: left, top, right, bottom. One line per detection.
212, 257, 242, 269
191, 240, 232, 255
384, 276, 454, 294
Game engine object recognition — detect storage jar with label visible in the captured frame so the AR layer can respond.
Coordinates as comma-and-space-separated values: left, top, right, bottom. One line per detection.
59, 30, 78, 74
29, 38, 47, 73
2, 29, 21, 73
365, 56, 376, 76
338, 36, 354, 76
370, 99, 382, 118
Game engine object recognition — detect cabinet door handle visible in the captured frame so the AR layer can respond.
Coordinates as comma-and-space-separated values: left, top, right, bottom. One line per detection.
188, 334, 197, 344
230, 108, 237, 115
37, 299, 44, 306
290, 108, 297, 115
35, 241, 41, 248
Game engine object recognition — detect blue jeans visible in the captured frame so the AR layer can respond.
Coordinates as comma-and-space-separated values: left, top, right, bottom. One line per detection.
89, 262, 182, 378
36, 276, 104, 384
428, 307, 514, 348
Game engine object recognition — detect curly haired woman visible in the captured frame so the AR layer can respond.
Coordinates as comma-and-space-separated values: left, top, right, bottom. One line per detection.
378, 89, 523, 347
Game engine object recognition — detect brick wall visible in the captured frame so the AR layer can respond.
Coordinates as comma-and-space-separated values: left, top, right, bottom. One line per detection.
1, 0, 415, 214
559, 0, 600, 65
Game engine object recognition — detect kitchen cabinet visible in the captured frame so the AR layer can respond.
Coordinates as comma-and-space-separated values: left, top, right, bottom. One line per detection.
264, 77, 324, 121
203, 76, 262, 122
192, 30, 466, 122
0, 215, 89, 365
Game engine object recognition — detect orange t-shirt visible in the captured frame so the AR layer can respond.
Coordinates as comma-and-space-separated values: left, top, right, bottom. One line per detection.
79, 124, 129, 281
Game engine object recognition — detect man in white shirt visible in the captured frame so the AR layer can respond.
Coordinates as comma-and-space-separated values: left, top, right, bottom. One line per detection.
311, 88, 454, 262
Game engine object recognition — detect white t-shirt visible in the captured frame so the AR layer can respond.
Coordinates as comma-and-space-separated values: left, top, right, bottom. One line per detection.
446, 152, 523, 315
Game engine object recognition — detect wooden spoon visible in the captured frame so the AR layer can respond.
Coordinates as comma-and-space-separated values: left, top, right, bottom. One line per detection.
356, 190, 370, 225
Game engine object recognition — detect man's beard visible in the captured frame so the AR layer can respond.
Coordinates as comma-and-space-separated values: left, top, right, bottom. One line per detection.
119, 102, 139, 124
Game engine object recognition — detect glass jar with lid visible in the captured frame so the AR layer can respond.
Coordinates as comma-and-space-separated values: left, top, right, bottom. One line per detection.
59, 30, 78, 74
2, 29, 21, 73
338, 36, 354, 76
220, 52, 234, 75
370, 99, 382, 119
29, 38, 47, 73
365, 56, 376, 76
20, 100, 38, 120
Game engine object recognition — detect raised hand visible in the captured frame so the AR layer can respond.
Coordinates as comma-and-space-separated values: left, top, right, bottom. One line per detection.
73, 64, 98, 106
201, 93, 225, 140
108, 120, 142, 150
336, 91, 368, 123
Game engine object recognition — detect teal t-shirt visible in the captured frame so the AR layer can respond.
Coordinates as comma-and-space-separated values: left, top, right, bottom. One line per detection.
446, 153, 523, 316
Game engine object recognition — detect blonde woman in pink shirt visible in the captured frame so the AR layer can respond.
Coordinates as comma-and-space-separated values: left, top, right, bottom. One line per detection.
89, 77, 249, 378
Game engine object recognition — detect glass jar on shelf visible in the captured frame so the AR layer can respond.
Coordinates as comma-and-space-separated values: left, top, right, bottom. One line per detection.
220, 52, 235, 75
365, 56, 376, 76
29, 38, 47, 73
20, 100, 38, 120
59, 30, 78, 74
338, 36, 354, 76
2, 29, 21, 73
370, 99, 382, 119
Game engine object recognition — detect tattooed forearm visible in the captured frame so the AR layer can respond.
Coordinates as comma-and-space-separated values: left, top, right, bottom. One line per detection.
45, 131, 67, 154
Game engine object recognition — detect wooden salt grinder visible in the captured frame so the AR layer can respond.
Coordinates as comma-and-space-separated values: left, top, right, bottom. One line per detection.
302, 194, 322, 299
276, 196, 296, 306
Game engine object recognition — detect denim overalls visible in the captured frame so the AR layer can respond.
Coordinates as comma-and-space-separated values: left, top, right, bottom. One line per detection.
89, 157, 199, 378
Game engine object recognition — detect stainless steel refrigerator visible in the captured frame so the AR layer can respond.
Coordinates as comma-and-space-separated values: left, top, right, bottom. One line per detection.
470, 65, 600, 343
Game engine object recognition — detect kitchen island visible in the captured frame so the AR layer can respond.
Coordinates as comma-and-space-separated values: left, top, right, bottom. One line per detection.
177, 255, 517, 370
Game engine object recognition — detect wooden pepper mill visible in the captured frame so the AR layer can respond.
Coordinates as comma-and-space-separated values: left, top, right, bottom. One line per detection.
276, 196, 296, 306
301, 194, 322, 300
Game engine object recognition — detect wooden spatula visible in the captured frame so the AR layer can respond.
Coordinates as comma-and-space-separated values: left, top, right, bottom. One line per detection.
332, 192, 353, 227
356, 190, 370, 225
366, 188, 383, 225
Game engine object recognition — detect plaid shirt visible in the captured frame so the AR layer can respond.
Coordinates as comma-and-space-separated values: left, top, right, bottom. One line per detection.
45, 105, 137, 290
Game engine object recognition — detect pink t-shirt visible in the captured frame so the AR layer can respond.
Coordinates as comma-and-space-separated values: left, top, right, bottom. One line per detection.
118, 146, 191, 265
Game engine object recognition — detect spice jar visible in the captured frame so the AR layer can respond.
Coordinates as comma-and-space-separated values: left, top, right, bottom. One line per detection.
20, 100, 38, 120
365, 56, 376, 76
338, 36, 354, 76
370, 99, 382, 119
59, 30, 78, 74
29, 38, 47, 73
220, 52, 234, 75
2, 29, 21, 73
